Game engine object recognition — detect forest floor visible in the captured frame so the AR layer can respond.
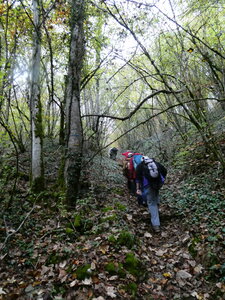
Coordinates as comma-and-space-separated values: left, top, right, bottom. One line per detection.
0, 157, 225, 300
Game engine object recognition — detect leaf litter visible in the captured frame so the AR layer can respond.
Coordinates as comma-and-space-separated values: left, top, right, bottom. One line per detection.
0, 172, 224, 299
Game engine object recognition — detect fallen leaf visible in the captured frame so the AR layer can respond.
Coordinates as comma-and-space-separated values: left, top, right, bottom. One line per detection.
91, 262, 96, 270
69, 280, 78, 287
144, 232, 153, 238
25, 285, 34, 293
163, 272, 172, 278
194, 264, 203, 274
126, 214, 133, 220
32, 281, 42, 287
109, 275, 118, 281
155, 249, 167, 256
0, 287, 6, 295
191, 291, 201, 299
176, 270, 192, 279
58, 269, 67, 282
82, 278, 92, 285
41, 265, 50, 275
59, 261, 67, 268
92, 275, 100, 284
106, 286, 117, 298
99, 245, 109, 254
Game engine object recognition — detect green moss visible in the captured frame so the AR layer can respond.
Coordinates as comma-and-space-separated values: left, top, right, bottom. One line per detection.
100, 213, 117, 223
105, 262, 126, 278
57, 156, 65, 188
188, 236, 201, 258
46, 252, 64, 265
111, 187, 124, 195
117, 231, 136, 249
65, 227, 74, 234
108, 235, 116, 243
101, 206, 113, 212
124, 282, 138, 297
75, 264, 91, 280
72, 214, 93, 233
74, 214, 82, 228
124, 253, 145, 279
115, 202, 126, 211
105, 262, 117, 275
125, 253, 139, 271
117, 263, 126, 278
34, 100, 44, 139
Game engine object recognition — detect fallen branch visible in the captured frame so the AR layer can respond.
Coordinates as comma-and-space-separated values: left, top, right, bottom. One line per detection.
0, 205, 37, 252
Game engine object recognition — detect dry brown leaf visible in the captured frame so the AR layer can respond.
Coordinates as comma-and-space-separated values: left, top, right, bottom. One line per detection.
176, 270, 192, 279
106, 286, 117, 298
144, 232, 153, 238
69, 280, 78, 287
155, 249, 167, 256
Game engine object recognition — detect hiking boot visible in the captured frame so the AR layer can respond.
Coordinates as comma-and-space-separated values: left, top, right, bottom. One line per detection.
153, 226, 160, 233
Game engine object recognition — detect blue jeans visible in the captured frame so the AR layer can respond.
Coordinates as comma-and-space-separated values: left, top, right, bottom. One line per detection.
143, 186, 160, 226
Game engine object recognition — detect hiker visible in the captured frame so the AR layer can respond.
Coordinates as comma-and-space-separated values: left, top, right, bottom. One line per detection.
121, 151, 136, 195
135, 156, 167, 233
109, 147, 118, 160
122, 151, 142, 196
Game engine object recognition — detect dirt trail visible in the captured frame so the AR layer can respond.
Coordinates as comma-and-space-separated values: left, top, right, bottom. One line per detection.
113, 189, 216, 299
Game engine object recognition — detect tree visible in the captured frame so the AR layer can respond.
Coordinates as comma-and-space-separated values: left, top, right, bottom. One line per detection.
64, 0, 86, 206
30, 0, 44, 191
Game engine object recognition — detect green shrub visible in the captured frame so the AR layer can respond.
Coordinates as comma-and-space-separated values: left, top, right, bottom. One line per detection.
65, 227, 74, 234
75, 264, 91, 280
124, 252, 146, 280
105, 262, 117, 275
124, 282, 138, 297
74, 214, 82, 228
117, 231, 136, 249
108, 235, 117, 243
105, 262, 126, 278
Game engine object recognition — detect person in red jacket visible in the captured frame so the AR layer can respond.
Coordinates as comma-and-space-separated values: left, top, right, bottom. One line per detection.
122, 151, 142, 196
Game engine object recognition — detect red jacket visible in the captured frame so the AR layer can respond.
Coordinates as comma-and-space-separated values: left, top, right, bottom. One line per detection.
122, 152, 142, 179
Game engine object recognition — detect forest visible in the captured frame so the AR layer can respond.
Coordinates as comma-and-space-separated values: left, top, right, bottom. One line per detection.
0, 0, 224, 299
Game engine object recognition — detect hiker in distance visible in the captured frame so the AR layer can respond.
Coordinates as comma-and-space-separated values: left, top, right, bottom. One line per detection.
135, 156, 167, 233
109, 147, 118, 160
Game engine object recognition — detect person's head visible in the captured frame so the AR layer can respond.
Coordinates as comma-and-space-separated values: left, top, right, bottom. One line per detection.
127, 152, 133, 158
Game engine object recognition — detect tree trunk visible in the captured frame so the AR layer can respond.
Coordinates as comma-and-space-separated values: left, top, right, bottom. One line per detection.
30, 0, 44, 192
64, 0, 85, 206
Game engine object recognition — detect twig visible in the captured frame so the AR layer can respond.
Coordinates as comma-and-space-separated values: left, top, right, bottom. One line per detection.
0, 205, 37, 252
3, 216, 9, 236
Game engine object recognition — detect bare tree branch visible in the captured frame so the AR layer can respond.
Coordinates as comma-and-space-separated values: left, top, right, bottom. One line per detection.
154, 4, 225, 60
82, 88, 184, 120
86, 97, 224, 163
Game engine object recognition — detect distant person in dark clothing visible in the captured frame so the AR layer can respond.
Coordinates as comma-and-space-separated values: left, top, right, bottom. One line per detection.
109, 147, 118, 160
